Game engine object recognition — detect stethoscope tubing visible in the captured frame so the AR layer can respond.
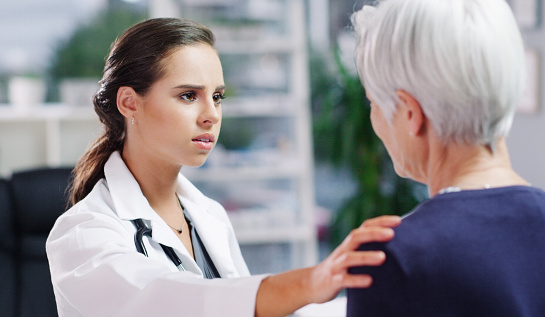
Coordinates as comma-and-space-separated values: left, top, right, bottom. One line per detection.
131, 218, 186, 271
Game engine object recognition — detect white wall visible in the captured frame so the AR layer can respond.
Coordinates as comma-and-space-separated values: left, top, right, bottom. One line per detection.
507, 3, 545, 190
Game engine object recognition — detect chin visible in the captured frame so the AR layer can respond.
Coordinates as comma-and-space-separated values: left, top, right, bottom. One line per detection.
188, 156, 210, 168
393, 165, 422, 183
392, 164, 406, 178
184, 161, 207, 168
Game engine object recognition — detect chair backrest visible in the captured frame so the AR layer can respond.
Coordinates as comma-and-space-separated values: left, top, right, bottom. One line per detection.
10, 167, 73, 317
0, 178, 16, 317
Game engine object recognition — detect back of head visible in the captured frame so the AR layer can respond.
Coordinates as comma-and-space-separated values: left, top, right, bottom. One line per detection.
69, 18, 215, 206
352, 0, 526, 149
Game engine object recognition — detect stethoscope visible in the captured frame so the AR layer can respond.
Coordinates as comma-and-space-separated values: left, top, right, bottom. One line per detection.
131, 218, 186, 271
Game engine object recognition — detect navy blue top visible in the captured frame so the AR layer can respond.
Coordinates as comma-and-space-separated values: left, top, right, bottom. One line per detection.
347, 186, 545, 317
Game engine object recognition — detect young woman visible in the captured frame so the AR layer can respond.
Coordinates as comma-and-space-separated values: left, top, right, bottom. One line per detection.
46, 18, 400, 317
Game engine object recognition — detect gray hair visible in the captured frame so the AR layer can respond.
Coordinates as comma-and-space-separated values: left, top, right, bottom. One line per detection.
352, 0, 526, 149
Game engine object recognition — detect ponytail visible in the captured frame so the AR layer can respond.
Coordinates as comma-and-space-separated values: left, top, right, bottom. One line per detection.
68, 88, 125, 206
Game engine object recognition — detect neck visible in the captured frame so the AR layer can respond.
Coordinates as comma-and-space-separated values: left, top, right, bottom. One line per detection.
121, 143, 181, 213
427, 138, 528, 197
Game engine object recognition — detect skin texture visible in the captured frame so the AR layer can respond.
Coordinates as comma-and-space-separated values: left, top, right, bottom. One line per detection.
118, 44, 225, 256
367, 90, 529, 197
116, 43, 402, 316
368, 91, 427, 183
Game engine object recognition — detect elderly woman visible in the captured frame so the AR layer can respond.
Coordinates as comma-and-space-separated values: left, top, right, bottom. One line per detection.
346, 0, 545, 316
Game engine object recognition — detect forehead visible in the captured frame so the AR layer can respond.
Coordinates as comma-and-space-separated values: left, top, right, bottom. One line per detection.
160, 44, 224, 85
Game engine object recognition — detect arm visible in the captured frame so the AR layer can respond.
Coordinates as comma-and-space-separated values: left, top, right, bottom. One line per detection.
47, 205, 264, 317
255, 215, 401, 317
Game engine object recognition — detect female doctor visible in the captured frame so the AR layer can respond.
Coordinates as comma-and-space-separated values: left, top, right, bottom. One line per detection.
46, 18, 400, 317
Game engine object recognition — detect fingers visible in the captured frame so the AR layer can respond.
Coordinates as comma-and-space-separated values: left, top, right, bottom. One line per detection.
361, 215, 402, 228
332, 250, 386, 270
317, 215, 401, 291
326, 251, 384, 288
333, 215, 400, 256
341, 274, 374, 288
337, 226, 394, 255
347, 250, 386, 266
325, 248, 386, 282
310, 251, 382, 298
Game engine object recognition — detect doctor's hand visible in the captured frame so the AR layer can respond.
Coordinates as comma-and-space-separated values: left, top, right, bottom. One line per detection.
255, 215, 401, 317
308, 215, 401, 304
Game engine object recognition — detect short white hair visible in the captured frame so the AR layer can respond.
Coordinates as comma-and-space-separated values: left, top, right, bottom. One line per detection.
352, 0, 526, 149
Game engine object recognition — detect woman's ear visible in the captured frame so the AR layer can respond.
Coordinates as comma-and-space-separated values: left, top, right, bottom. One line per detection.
116, 86, 138, 119
396, 90, 425, 137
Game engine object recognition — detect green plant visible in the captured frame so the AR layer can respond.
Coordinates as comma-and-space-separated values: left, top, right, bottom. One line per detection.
47, 3, 146, 100
218, 117, 255, 150
311, 50, 423, 248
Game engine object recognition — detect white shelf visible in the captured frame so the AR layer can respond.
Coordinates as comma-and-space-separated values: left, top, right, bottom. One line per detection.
216, 38, 296, 54
183, 163, 302, 181
0, 104, 96, 121
235, 226, 315, 244
221, 94, 296, 118
0, 104, 100, 176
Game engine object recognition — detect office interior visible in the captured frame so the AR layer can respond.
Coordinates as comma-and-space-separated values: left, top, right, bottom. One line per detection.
0, 0, 543, 315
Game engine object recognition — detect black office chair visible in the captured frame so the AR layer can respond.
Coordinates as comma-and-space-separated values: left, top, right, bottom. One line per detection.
10, 167, 73, 317
0, 178, 17, 317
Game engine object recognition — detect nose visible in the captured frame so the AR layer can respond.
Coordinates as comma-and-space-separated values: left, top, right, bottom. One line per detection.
198, 98, 221, 127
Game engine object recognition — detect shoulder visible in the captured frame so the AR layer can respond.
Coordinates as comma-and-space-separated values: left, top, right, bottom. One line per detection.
65, 178, 118, 219
420, 185, 545, 222
48, 179, 130, 246
400, 185, 545, 224
351, 185, 545, 277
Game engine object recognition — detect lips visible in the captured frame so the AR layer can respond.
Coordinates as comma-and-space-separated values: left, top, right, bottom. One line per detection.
192, 134, 214, 143
192, 134, 215, 150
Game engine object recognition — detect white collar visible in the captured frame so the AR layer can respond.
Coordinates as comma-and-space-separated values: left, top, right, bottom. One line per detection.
103, 151, 239, 277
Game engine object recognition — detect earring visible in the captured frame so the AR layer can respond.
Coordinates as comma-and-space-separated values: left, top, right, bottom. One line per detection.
131, 117, 135, 125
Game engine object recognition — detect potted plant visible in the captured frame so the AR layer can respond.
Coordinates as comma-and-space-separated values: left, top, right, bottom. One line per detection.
311, 49, 424, 248
48, 3, 146, 105
8, 73, 47, 114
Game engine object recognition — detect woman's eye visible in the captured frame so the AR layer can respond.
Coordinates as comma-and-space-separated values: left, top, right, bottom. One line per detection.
213, 93, 225, 105
179, 92, 197, 102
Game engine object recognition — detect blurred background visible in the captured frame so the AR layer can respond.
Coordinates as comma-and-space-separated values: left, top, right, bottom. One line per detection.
0, 0, 543, 276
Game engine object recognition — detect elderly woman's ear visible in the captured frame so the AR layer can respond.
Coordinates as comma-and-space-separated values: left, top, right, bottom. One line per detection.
396, 90, 425, 137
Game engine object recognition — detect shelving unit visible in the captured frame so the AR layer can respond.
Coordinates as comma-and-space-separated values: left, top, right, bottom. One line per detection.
157, 0, 318, 273
0, 105, 100, 176
0, 0, 318, 275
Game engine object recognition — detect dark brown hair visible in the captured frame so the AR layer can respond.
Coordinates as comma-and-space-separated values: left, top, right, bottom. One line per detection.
68, 18, 215, 206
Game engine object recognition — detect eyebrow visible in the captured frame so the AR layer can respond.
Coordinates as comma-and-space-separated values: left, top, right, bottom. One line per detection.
172, 84, 226, 91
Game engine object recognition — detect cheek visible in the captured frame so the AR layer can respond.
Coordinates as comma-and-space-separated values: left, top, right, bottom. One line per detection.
141, 95, 170, 122
372, 118, 405, 174
370, 110, 391, 150
215, 118, 222, 137
370, 111, 383, 140
387, 144, 409, 179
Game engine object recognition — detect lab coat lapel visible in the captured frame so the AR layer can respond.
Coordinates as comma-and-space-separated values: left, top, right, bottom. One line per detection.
105, 152, 238, 276
104, 152, 198, 269
180, 197, 238, 278
177, 174, 239, 278
105, 152, 152, 221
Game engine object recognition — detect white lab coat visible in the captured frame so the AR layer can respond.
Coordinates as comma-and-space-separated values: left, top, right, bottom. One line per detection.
46, 151, 266, 317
